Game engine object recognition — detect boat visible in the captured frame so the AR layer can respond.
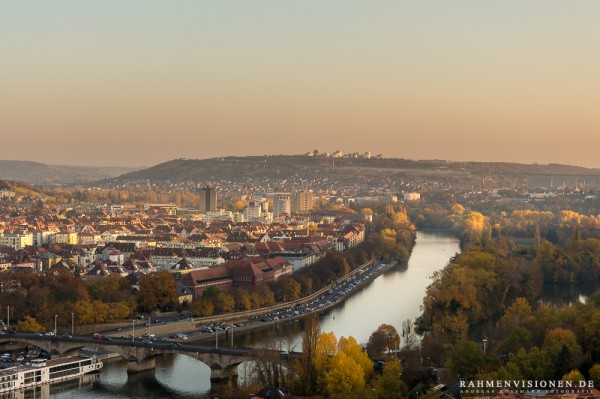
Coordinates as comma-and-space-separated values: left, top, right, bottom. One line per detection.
0, 356, 103, 393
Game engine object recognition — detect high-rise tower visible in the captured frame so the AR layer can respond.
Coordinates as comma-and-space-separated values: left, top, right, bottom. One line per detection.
199, 186, 217, 212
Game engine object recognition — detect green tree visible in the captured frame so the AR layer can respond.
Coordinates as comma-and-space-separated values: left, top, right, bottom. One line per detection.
588, 364, 600, 387
374, 359, 405, 399
445, 340, 485, 380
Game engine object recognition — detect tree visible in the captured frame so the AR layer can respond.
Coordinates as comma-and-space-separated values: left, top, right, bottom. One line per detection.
16, 315, 44, 332
588, 364, 600, 387
314, 332, 338, 373
367, 324, 400, 358
338, 336, 373, 381
562, 369, 585, 383
324, 351, 365, 395
542, 328, 583, 377
374, 359, 405, 399
445, 340, 485, 380
299, 312, 320, 394
137, 271, 177, 311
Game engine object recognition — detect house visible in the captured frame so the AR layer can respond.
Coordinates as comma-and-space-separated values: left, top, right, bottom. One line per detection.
171, 257, 195, 274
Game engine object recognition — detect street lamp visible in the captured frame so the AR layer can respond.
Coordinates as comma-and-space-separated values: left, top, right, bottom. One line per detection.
482, 338, 488, 355
54, 315, 58, 336
132, 318, 135, 343
71, 312, 74, 335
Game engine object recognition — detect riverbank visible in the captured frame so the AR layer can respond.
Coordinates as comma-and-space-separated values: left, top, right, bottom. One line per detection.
187, 260, 399, 343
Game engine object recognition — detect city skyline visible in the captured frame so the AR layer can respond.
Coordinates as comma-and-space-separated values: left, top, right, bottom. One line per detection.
2, 1, 599, 168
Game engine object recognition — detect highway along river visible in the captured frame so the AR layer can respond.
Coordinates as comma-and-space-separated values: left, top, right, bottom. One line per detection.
34, 231, 460, 399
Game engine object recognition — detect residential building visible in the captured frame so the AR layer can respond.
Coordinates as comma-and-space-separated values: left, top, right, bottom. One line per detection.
199, 186, 217, 212
1, 232, 33, 250
273, 193, 291, 217
292, 190, 313, 214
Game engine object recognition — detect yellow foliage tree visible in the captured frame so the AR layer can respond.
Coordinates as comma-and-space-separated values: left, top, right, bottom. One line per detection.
562, 369, 585, 383
16, 315, 44, 332
314, 332, 338, 372
338, 336, 373, 381
324, 351, 365, 394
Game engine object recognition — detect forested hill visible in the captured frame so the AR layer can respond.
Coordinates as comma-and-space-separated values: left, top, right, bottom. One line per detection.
105, 156, 600, 184
0, 160, 140, 185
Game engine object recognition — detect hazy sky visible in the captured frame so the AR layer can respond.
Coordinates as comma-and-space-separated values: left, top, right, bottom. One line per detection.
1, 1, 599, 167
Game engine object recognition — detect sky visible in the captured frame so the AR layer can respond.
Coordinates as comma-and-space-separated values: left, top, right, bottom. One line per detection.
1, 1, 599, 167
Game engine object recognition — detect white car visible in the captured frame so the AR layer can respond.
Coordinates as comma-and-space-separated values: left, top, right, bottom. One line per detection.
44, 331, 55, 336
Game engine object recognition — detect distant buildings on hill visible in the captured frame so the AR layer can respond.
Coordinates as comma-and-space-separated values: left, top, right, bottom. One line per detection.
304, 149, 383, 159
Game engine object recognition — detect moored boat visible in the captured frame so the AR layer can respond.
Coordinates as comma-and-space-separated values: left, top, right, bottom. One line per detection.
0, 356, 103, 393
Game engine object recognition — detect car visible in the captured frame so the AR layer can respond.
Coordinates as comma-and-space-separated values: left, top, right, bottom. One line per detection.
62, 333, 72, 339
102, 336, 112, 342
141, 339, 152, 345
92, 333, 102, 340
44, 332, 55, 336
33, 332, 43, 337
7, 330, 16, 334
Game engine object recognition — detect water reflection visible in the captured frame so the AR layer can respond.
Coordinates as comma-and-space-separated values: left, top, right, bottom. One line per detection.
233, 232, 461, 347
539, 281, 600, 306
10, 231, 460, 399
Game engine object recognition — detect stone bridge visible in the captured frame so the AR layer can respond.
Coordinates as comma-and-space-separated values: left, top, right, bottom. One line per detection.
0, 334, 294, 382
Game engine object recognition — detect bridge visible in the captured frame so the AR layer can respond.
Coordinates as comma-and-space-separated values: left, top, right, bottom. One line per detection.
0, 333, 297, 382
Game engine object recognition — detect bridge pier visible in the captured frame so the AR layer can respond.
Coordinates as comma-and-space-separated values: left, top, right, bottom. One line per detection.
127, 357, 156, 373
209, 364, 239, 383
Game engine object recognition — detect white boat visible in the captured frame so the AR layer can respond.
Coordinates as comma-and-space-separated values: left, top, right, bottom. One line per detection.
0, 356, 103, 393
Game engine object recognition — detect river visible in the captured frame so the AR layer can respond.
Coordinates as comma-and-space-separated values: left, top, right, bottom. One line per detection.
17, 231, 460, 399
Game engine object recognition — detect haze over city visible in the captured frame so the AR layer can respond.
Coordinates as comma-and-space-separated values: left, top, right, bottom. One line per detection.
2, 1, 599, 167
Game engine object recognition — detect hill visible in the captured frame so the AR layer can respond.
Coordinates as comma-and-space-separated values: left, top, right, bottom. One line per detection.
0, 160, 141, 185
105, 156, 600, 185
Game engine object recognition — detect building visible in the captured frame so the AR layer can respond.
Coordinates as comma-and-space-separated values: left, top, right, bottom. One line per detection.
0, 190, 16, 199
244, 202, 262, 219
403, 192, 421, 201
199, 186, 217, 212
292, 190, 313, 214
0, 232, 33, 250
181, 257, 292, 299
142, 203, 178, 214
273, 193, 291, 217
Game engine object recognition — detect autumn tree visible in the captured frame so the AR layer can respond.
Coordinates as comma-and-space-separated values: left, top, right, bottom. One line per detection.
16, 315, 44, 332
562, 369, 585, 383
137, 271, 177, 311
367, 324, 400, 358
312, 332, 373, 397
